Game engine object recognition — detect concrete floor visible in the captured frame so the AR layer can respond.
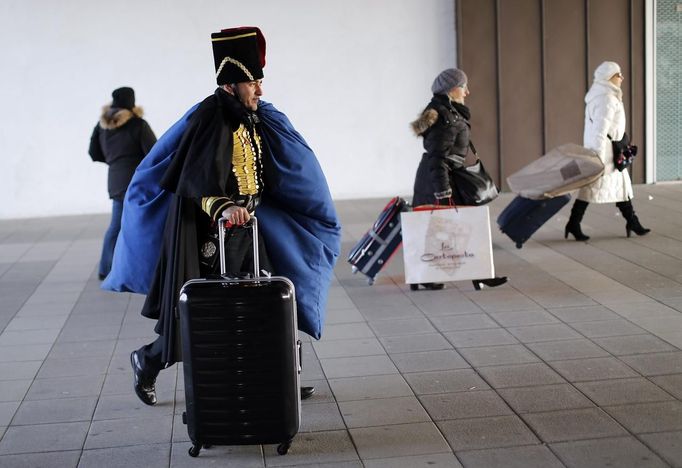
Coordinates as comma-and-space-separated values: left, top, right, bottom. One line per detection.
0, 184, 681, 467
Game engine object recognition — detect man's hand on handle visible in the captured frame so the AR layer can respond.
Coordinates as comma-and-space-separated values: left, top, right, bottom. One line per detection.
222, 206, 250, 227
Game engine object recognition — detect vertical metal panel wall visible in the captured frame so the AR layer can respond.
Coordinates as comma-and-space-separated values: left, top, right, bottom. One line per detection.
457, 0, 646, 189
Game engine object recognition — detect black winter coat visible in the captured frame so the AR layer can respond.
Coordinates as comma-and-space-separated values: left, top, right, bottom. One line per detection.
89, 106, 157, 199
411, 94, 471, 206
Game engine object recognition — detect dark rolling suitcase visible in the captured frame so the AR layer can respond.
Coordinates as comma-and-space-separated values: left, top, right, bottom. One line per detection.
347, 196, 408, 285
497, 194, 571, 248
178, 217, 300, 458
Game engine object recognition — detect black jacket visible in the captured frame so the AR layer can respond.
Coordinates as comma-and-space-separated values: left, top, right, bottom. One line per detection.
411, 94, 471, 206
89, 106, 157, 199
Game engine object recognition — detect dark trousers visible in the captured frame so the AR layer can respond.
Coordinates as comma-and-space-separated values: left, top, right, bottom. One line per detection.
99, 199, 123, 278
137, 225, 273, 375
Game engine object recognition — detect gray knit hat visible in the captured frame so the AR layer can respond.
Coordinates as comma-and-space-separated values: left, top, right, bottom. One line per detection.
431, 68, 468, 95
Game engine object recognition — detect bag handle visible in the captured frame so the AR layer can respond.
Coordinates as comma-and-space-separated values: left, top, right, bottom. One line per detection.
218, 216, 260, 278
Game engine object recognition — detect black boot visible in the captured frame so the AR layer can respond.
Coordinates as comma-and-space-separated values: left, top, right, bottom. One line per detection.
130, 349, 159, 406
472, 276, 508, 290
617, 200, 650, 237
565, 199, 590, 241
409, 283, 445, 291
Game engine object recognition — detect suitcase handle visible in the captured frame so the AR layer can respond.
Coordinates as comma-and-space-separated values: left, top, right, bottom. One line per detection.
217, 216, 260, 278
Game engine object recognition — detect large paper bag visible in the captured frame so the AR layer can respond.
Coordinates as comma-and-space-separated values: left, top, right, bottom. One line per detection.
401, 206, 494, 284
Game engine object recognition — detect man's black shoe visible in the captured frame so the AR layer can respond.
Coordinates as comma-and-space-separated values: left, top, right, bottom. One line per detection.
130, 350, 157, 406
300, 386, 315, 400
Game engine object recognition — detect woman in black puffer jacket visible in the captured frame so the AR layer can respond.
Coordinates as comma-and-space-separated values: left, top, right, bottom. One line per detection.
89, 87, 157, 280
410, 68, 506, 291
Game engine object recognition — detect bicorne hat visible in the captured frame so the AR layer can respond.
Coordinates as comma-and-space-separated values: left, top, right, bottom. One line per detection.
211, 27, 266, 85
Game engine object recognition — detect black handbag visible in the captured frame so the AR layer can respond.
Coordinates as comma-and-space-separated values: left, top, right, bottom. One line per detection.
450, 142, 499, 206
608, 132, 637, 172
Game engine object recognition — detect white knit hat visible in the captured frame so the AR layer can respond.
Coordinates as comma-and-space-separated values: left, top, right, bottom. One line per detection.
593, 61, 621, 82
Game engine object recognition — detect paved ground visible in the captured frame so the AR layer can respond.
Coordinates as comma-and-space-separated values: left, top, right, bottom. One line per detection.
1, 184, 681, 467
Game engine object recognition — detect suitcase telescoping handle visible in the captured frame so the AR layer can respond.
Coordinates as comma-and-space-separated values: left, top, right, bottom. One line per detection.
217, 216, 260, 279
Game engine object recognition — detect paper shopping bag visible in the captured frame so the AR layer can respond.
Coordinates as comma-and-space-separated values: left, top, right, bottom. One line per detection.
401, 206, 495, 284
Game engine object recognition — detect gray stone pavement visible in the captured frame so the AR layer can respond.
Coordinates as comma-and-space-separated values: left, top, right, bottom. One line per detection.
0, 184, 681, 467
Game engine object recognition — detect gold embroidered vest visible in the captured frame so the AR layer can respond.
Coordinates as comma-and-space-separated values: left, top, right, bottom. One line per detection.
231, 123, 263, 195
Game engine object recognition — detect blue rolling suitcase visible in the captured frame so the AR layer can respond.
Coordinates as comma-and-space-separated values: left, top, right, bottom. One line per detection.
497, 194, 571, 248
347, 197, 408, 285
178, 217, 300, 458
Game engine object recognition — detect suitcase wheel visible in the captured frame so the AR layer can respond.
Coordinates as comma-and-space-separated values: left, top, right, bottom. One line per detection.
515, 242, 523, 249
277, 441, 292, 455
367, 277, 375, 286
188, 444, 201, 457
351, 265, 358, 274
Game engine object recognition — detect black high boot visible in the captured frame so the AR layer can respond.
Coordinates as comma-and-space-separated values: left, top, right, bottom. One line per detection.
617, 200, 650, 237
565, 199, 590, 241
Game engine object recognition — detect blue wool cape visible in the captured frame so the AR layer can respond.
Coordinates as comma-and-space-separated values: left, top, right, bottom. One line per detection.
102, 101, 340, 340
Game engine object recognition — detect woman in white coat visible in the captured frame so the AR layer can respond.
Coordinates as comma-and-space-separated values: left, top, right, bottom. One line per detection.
565, 61, 650, 241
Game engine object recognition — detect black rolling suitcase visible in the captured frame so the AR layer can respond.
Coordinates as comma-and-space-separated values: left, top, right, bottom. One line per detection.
347, 196, 408, 285
497, 194, 571, 248
179, 217, 300, 458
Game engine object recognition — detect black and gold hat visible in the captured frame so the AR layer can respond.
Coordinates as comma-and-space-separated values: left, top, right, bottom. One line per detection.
211, 27, 266, 85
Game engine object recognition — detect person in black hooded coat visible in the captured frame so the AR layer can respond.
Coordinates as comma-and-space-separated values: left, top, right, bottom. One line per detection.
410, 68, 507, 291
89, 87, 157, 279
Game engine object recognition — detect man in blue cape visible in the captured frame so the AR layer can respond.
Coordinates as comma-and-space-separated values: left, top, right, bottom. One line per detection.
102, 27, 340, 406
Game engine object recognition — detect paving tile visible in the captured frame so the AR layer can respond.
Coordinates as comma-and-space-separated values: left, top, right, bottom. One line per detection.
594, 334, 677, 356
35, 356, 110, 379
476, 362, 566, 388
507, 323, 582, 343
0, 344, 52, 363
12, 396, 97, 424
639, 431, 682, 468
429, 314, 499, 332
551, 436, 669, 468
320, 355, 398, 379
576, 378, 676, 406
437, 415, 538, 451
466, 291, 541, 313
420, 390, 512, 420
651, 374, 682, 399
350, 422, 451, 460
550, 357, 639, 382
522, 408, 627, 443
570, 319, 647, 338
0, 380, 31, 402
527, 339, 610, 361
81, 444, 171, 468
380, 333, 453, 354
489, 309, 559, 327
363, 453, 463, 468
548, 305, 621, 323
0, 361, 42, 381
325, 307, 365, 324
313, 337, 385, 359
321, 323, 376, 340
456, 445, 564, 468
340, 396, 431, 428
328, 374, 413, 402
458, 345, 539, 367
0, 451, 81, 468
0, 401, 20, 426
359, 304, 425, 321
171, 442, 267, 467
444, 328, 519, 348
0, 421, 89, 454
368, 318, 437, 337
93, 392, 176, 420
391, 350, 470, 373
404, 369, 489, 395
620, 352, 682, 376
25, 374, 105, 400
300, 379, 336, 405
604, 401, 682, 433
85, 415, 173, 449
263, 430, 359, 466
0, 329, 60, 346
498, 384, 594, 413
300, 402, 346, 432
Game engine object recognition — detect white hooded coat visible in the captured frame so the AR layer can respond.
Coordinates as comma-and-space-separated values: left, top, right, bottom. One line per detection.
577, 80, 634, 203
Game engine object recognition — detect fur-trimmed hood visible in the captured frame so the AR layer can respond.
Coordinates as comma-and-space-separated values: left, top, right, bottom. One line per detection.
411, 108, 439, 136
99, 105, 144, 130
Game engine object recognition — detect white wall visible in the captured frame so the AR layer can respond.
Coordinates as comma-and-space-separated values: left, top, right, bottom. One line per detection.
0, 0, 456, 219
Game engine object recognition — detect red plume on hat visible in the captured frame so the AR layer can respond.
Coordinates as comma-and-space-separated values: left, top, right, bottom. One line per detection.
212, 26, 266, 85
